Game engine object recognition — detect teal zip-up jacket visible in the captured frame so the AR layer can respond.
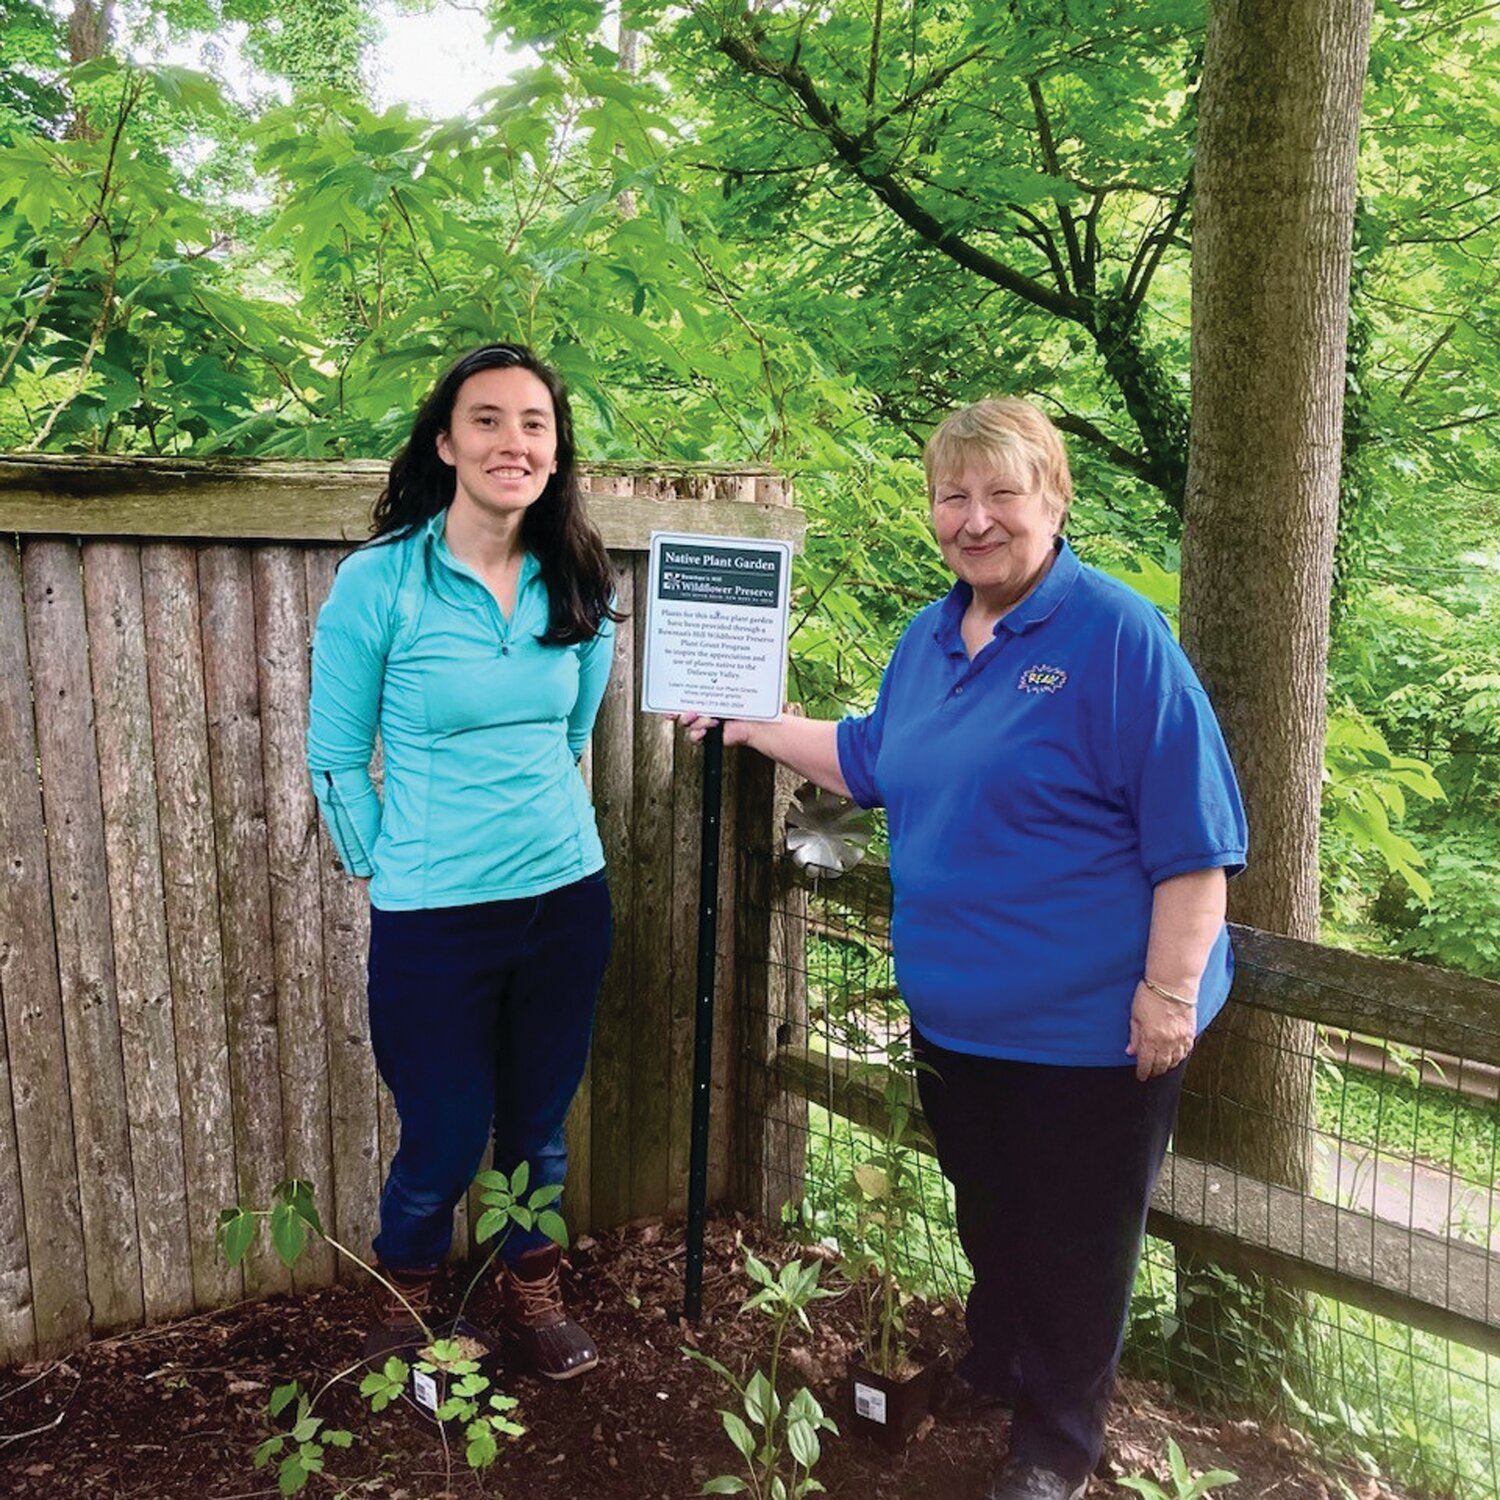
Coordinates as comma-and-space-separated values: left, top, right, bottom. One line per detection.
308, 512, 615, 909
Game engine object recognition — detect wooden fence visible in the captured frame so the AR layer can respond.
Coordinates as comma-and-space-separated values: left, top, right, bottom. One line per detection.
0, 456, 804, 1364
770, 858, 1500, 1358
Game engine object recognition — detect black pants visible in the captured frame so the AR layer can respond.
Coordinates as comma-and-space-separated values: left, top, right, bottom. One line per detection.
914, 1028, 1185, 1483
367, 872, 612, 1269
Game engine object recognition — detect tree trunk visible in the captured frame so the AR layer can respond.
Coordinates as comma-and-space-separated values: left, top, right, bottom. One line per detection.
1172, 0, 1374, 1398
65, 0, 114, 140
1178, 0, 1373, 1186
68, 0, 111, 63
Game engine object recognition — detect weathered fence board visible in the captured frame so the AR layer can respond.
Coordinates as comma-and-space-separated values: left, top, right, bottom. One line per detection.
254, 547, 337, 1290
141, 544, 242, 1309
588, 544, 637, 1231
1, 463, 800, 1362
83, 541, 195, 1323
0, 546, 87, 1361
0, 1003, 32, 1361
24, 540, 144, 1335
629, 496, 678, 1219
199, 545, 290, 1298
304, 549, 382, 1280
0, 457, 804, 550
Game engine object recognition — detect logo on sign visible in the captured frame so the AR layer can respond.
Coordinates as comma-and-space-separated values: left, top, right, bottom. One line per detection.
1018, 663, 1068, 694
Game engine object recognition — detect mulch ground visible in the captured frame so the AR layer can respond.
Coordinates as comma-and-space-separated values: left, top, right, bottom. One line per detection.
1, 1214, 1405, 1500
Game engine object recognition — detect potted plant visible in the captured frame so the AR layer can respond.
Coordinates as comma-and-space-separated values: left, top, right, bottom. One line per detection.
835, 1036, 943, 1452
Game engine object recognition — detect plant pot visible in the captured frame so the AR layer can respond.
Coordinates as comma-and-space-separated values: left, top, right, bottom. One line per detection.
846, 1353, 941, 1453
405, 1316, 503, 1424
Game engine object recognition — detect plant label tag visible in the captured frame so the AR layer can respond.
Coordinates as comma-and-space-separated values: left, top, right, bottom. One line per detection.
642, 532, 792, 721
853, 1381, 887, 1424
411, 1368, 438, 1414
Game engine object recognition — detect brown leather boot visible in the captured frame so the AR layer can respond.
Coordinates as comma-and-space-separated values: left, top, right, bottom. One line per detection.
499, 1244, 597, 1380
363, 1264, 437, 1363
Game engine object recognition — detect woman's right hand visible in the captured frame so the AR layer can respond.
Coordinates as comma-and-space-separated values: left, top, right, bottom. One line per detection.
671, 711, 753, 747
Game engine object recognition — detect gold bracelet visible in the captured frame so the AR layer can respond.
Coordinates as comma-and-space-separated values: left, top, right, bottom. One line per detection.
1143, 977, 1197, 1008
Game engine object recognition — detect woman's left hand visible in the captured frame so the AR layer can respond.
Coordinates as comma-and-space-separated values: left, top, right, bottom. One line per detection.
1126, 982, 1197, 1081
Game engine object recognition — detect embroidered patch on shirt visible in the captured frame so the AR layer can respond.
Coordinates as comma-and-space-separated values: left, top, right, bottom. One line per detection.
1018, 663, 1068, 694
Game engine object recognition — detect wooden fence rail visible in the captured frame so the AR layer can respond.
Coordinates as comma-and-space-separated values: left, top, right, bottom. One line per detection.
0, 457, 803, 1364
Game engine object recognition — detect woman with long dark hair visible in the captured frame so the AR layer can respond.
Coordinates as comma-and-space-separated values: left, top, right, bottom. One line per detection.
308, 343, 621, 1379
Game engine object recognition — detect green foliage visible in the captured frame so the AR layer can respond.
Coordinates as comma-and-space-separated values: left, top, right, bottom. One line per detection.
218, 1172, 539, 1488
685, 1253, 838, 1500
1322, 702, 1444, 909
823, 1035, 930, 1378
1117, 1438, 1237, 1500
253, 1381, 354, 1496
472, 1161, 569, 1249
1315, 1054, 1500, 1203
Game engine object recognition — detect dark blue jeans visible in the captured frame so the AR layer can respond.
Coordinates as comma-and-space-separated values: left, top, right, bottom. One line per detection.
367, 871, 612, 1272
913, 1028, 1186, 1484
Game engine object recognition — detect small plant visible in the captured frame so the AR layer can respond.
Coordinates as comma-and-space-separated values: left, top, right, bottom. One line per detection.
1117, 1438, 1239, 1500
253, 1381, 354, 1494
835, 1035, 930, 1378
218, 1168, 559, 1495
685, 1251, 838, 1499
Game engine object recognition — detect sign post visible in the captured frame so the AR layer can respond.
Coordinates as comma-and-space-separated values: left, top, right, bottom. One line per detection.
642, 532, 792, 1322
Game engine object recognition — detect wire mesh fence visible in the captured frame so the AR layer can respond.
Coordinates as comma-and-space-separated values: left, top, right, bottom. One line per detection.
737, 847, 1500, 1499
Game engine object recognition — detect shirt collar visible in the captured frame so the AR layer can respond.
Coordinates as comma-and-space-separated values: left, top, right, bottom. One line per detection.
933, 537, 1080, 654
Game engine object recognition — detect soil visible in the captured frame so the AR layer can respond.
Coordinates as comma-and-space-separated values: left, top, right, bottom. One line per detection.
0, 1214, 1406, 1500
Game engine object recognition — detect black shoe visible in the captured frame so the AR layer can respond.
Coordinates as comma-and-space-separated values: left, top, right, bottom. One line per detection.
931, 1366, 1014, 1421
983, 1460, 1087, 1500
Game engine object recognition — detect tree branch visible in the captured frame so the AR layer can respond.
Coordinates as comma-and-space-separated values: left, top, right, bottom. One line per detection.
716, 26, 1083, 323
1047, 411, 1156, 483
1028, 76, 1085, 295
1399, 323, 1455, 399
0, 75, 140, 388
868, 46, 989, 134
1124, 172, 1194, 317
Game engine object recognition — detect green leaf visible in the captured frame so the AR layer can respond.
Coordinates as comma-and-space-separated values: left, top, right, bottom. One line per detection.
702, 1479, 749, 1494
721, 1408, 756, 1460
536, 1210, 568, 1248
743, 1253, 773, 1288
466, 1420, 499, 1469
743, 1370, 779, 1428
217, 1209, 256, 1267
474, 1207, 509, 1244
277, 1453, 309, 1496
322, 1428, 354, 1449
280, 1179, 324, 1235
268, 1382, 300, 1419
254, 1435, 284, 1468
787, 1415, 821, 1470
528, 1181, 565, 1210
510, 1160, 531, 1197
270, 1202, 308, 1269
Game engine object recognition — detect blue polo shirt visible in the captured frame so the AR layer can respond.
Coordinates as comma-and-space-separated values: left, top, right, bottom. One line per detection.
308, 512, 614, 910
836, 541, 1247, 1066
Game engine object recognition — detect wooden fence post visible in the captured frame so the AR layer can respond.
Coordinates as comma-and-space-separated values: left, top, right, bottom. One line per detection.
729, 476, 809, 1222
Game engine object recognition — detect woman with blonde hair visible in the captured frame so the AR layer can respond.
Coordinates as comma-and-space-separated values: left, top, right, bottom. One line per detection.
677, 397, 1246, 1500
